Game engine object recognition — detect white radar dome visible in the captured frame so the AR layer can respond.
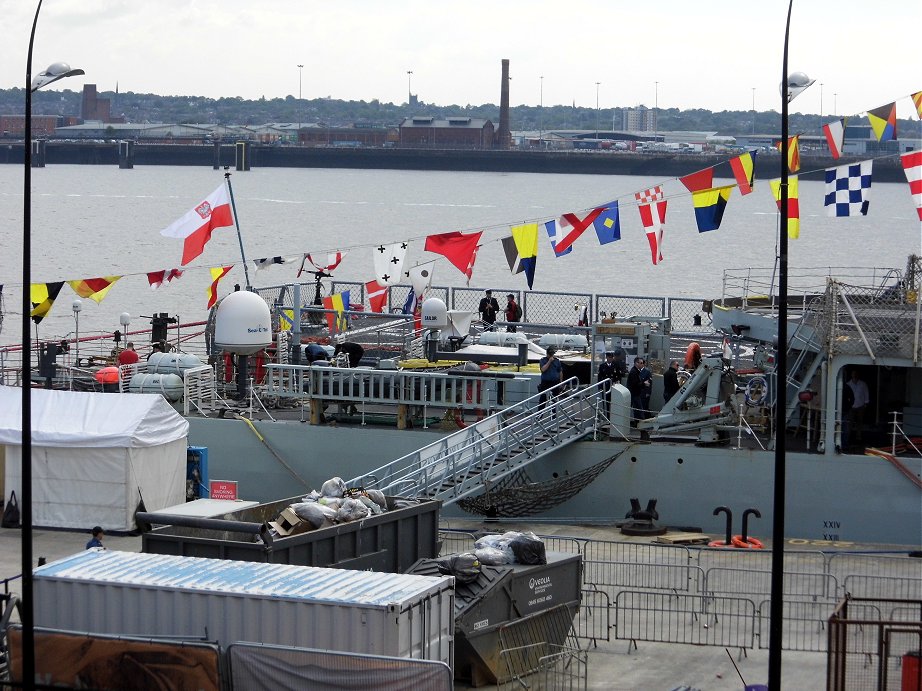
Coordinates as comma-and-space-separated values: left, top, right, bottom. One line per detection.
214, 291, 272, 355
421, 297, 448, 329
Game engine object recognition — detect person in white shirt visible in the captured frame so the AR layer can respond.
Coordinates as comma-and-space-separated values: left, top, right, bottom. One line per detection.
845, 370, 870, 445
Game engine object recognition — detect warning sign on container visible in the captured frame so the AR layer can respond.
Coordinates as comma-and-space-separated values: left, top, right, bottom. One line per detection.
210, 480, 238, 501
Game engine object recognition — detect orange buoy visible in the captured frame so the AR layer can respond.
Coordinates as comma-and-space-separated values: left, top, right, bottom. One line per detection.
94, 366, 120, 384
731, 535, 765, 549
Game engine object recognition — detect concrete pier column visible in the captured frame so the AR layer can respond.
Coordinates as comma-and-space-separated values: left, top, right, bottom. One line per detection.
31, 140, 46, 168
118, 140, 134, 169
235, 141, 251, 171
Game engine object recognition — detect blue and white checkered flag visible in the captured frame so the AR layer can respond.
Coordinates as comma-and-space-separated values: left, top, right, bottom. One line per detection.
824, 160, 873, 217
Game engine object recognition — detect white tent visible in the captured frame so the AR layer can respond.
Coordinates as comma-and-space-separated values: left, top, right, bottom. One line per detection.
0, 387, 188, 531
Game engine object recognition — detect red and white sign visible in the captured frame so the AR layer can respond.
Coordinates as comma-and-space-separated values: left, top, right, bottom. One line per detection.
209, 480, 238, 501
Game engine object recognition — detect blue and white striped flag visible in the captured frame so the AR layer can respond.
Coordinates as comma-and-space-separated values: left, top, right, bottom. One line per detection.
824, 160, 873, 217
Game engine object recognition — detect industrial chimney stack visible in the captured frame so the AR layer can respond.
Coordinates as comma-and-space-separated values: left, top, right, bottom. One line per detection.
495, 59, 511, 150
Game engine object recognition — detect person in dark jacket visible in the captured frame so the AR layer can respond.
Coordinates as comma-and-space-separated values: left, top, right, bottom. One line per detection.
86, 526, 105, 550
334, 341, 364, 367
626, 356, 652, 422
597, 351, 621, 391
478, 290, 499, 330
663, 360, 681, 404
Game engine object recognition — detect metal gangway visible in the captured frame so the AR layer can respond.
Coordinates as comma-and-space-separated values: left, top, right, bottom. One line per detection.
348, 379, 610, 505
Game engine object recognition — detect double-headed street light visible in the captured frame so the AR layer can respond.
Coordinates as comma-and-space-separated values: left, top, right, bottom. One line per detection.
22, 3, 84, 688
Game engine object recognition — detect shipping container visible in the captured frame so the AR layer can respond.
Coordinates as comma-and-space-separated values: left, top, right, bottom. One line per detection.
33, 550, 454, 666
140, 495, 440, 572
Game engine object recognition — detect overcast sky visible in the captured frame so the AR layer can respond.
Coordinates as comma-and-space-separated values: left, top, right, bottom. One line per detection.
1, 0, 919, 120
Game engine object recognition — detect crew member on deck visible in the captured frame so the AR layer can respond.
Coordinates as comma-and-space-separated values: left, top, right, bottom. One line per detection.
334, 341, 364, 367
504, 294, 522, 332
597, 351, 620, 391
663, 360, 681, 404
478, 290, 499, 330
118, 342, 139, 366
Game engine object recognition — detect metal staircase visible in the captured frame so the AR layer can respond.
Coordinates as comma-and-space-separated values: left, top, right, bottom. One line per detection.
782, 300, 827, 427
348, 379, 609, 505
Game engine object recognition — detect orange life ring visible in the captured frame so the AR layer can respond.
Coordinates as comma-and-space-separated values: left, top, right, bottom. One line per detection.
731, 535, 764, 549
708, 539, 736, 548
94, 366, 120, 384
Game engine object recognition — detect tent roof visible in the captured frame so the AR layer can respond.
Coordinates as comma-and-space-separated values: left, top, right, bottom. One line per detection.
0, 387, 189, 448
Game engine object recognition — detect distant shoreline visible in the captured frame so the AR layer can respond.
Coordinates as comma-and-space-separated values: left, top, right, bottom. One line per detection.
0, 142, 908, 182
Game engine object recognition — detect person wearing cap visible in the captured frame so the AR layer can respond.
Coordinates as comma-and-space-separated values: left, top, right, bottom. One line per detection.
504, 294, 522, 332
86, 526, 105, 550
598, 351, 621, 391
627, 356, 652, 423
478, 290, 499, 330
538, 345, 564, 408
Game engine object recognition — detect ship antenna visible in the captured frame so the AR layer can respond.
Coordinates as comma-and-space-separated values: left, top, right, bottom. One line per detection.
224, 169, 253, 291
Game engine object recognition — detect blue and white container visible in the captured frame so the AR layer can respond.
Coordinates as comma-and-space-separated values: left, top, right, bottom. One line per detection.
33, 550, 454, 666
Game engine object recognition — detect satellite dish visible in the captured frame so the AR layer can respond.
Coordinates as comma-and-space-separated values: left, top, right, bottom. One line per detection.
214, 291, 272, 355
421, 297, 448, 328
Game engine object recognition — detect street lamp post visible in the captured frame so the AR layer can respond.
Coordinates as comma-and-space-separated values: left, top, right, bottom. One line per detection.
654, 81, 659, 140
297, 64, 303, 143
770, 2, 814, 688
820, 82, 824, 117
539, 76, 543, 145
407, 70, 413, 105
72, 299, 82, 367
752, 87, 756, 134
22, 2, 84, 687
595, 81, 600, 139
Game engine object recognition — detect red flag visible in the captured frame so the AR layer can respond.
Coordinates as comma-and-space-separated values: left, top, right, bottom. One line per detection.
365, 280, 388, 313
299, 251, 345, 277
160, 184, 234, 265
206, 266, 233, 308
465, 244, 481, 283
148, 268, 184, 290
679, 168, 714, 193
424, 231, 483, 277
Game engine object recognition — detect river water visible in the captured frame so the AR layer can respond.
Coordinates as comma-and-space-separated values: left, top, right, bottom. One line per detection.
0, 163, 918, 345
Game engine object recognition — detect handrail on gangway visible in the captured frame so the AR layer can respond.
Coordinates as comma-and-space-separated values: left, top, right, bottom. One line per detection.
263, 363, 526, 412
347, 378, 610, 505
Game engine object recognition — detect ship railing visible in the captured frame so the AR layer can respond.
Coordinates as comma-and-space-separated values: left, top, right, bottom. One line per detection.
183, 365, 218, 416
262, 363, 506, 412
822, 279, 922, 361
348, 379, 607, 505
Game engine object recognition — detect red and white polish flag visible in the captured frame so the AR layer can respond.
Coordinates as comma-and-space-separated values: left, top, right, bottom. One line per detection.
160, 184, 234, 265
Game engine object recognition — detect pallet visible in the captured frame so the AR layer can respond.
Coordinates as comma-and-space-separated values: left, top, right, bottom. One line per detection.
655, 532, 710, 545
